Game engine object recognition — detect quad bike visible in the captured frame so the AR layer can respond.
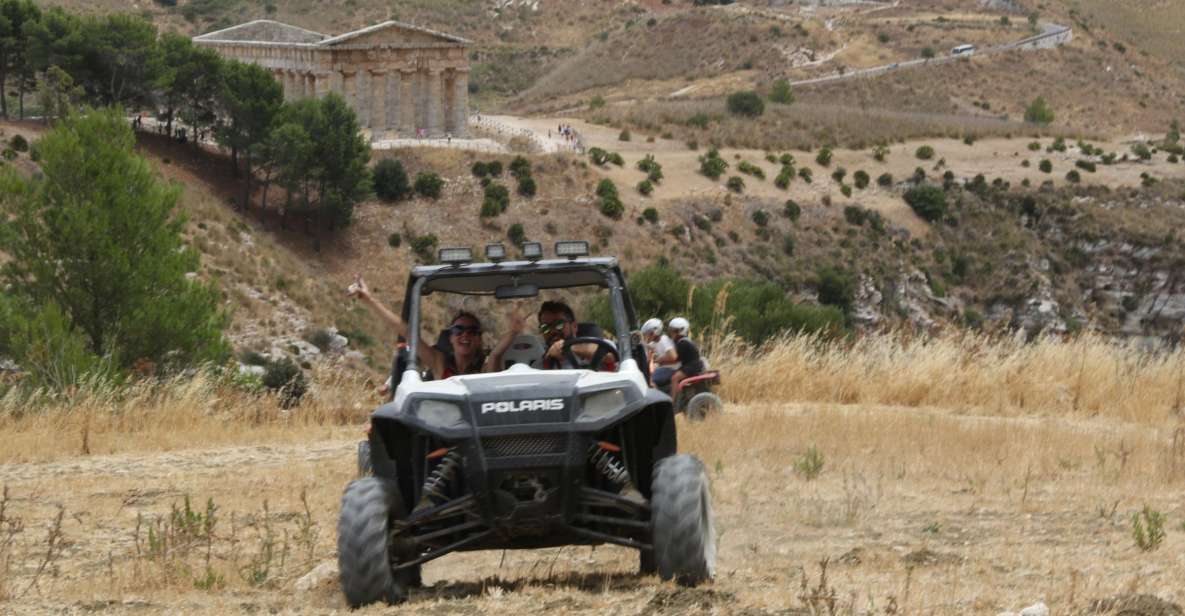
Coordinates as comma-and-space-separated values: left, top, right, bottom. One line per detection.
664, 370, 723, 422
340, 241, 716, 607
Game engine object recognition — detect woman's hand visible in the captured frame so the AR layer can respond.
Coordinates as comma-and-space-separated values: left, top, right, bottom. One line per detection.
347, 274, 371, 301
507, 306, 527, 336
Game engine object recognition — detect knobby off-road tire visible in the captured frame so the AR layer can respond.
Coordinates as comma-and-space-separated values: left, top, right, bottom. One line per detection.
356, 440, 372, 477
650, 454, 716, 585
337, 477, 412, 608
685, 393, 723, 422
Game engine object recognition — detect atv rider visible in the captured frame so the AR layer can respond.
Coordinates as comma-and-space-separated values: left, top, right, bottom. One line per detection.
538, 300, 618, 371
666, 317, 704, 394
641, 318, 680, 389
348, 275, 525, 379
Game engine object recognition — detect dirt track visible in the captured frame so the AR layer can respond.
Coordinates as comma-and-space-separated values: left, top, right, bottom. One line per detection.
2, 404, 1183, 615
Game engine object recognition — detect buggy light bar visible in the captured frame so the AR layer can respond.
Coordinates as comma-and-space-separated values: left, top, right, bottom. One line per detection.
485, 243, 507, 263
521, 242, 543, 261
555, 240, 590, 260
438, 247, 473, 265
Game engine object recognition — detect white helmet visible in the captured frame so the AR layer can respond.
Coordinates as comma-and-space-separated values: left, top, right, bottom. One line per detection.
668, 317, 690, 336
641, 318, 663, 336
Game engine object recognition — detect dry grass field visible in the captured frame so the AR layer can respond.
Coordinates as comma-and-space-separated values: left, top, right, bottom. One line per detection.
2, 334, 1184, 614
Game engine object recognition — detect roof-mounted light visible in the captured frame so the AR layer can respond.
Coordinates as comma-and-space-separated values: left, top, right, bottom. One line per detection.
438, 247, 473, 265
555, 240, 590, 260
485, 243, 507, 263
521, 242, 543, 261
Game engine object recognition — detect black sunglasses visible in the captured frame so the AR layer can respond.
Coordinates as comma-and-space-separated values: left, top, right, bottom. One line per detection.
449, 324, 483, 336
538, 319, 568, 335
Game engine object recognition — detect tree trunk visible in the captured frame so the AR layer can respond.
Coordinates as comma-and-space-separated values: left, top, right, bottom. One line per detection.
0, 70, 8, 119
18, 86, 24, 120
165, 107, 174, 136
241, 154, 252, 211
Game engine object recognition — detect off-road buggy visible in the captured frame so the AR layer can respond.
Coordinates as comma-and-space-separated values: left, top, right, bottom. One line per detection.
339, 241, 716, 608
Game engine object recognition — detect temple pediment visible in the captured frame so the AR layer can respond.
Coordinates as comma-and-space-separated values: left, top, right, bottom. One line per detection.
194, 20, 326, 44
318, 21, 470, 47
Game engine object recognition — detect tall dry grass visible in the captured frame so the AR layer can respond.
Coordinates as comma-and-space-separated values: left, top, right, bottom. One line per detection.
710, 331, 1185, 425
0, 369, 374, 463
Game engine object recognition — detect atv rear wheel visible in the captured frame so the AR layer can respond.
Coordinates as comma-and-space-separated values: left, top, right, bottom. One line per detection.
650, 454, 716, 585
685, 393, 723, 421
337, 477, 414, 607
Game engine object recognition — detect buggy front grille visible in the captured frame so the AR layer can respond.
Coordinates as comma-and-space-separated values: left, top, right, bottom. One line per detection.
481, 434, 567, 457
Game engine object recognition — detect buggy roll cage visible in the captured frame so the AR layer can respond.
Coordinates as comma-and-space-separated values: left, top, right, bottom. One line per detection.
398, 256, 640, 373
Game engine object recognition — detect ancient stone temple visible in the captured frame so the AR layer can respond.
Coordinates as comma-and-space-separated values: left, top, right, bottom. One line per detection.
194, 20, 471, 139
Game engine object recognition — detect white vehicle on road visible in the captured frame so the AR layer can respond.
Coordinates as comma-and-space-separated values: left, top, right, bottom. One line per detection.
951, 44, 976, 56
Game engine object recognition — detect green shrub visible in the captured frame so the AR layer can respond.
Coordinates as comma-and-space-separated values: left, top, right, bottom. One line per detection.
769, 78, 794, 104
414, 172, 444, 199
509, 155, 531, 178
373, 159, 411, 202
637, 179, 654, 195
798, 167, 813, 183
9, 134, 27, 152
1050, 137, 1067, 153
815, 147, 832, 167
727, 90, 765, 117
507, 223, 526, 246
1028, 141, 1042, 151
726, 175, 745, 193
1039, 159, 1053, 173
1065, 169, 1081, 183
793, 445, 825, 480
876, 172, 894, 187
1075, 159, 1097, 173
482, 182, 511, 217
608, 152, 624, 166
1024, 96, 1055, 125
783, 200, 801, 222
3, 148, 16, 161
843, 205, 867, 226
903, 184, 947, 222
619, 128, 631, 142
921, 46, 935, 59
830, 167, 846, 183
815, 266, 855, 313
852, 170, 870, 189
599, 195, 624, 219
699, 150, 729, 179
1132, 143, 1153, 160
692, 214, 711, 231
774, 166, 793, 189
596, 178, 618, 199
751, 209, 768, 227
262, 358, 306, 409
686, 112, 712, 129
912, 167, 926, 183
1132, 505, 1166, 552
471, 161, 489, 177
738, 161, 765, 179
410, 233, 438, 262
387, 232, 401, 247
963, 134, 976, 146
588, 147, 610, 166
915, 145, 936, 160
487, 160, 503, 177
840, 184, 852, 198
589, 95, 606, 109
517, 176, 537, 197
782, 235, 795, 256
642, 207, 659, 223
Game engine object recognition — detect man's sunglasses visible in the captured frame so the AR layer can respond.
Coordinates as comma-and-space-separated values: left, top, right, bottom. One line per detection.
449, 324, 483, 336
538, 319, 568, 335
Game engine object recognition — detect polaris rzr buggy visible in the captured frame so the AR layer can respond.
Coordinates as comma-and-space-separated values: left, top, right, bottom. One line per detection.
338, 241, 716, 608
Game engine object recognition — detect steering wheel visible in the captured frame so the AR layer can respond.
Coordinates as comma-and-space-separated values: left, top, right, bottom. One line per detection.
560, 337, 617, 371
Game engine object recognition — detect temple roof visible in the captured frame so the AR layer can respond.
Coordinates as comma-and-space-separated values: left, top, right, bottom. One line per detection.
195, 19, 470, 47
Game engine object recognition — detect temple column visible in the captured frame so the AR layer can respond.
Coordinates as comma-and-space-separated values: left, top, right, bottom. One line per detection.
386, 70, 401, 133
355, 69, 371, 128
426, 68, 442, 137
451, 68, 469, 137
370, 70, 387, 135
399, 69, 416, 135
342, 70, 357, 115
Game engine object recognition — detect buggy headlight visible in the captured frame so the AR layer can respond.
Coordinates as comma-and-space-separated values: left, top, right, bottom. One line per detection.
416, 400, 467, 428
578, 389, 626, 423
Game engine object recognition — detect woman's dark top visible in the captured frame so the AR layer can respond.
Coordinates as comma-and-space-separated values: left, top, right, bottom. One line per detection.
675, 338, 704, 376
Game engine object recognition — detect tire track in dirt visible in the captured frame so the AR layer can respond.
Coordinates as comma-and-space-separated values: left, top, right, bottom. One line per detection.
0, 440, 356, 484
